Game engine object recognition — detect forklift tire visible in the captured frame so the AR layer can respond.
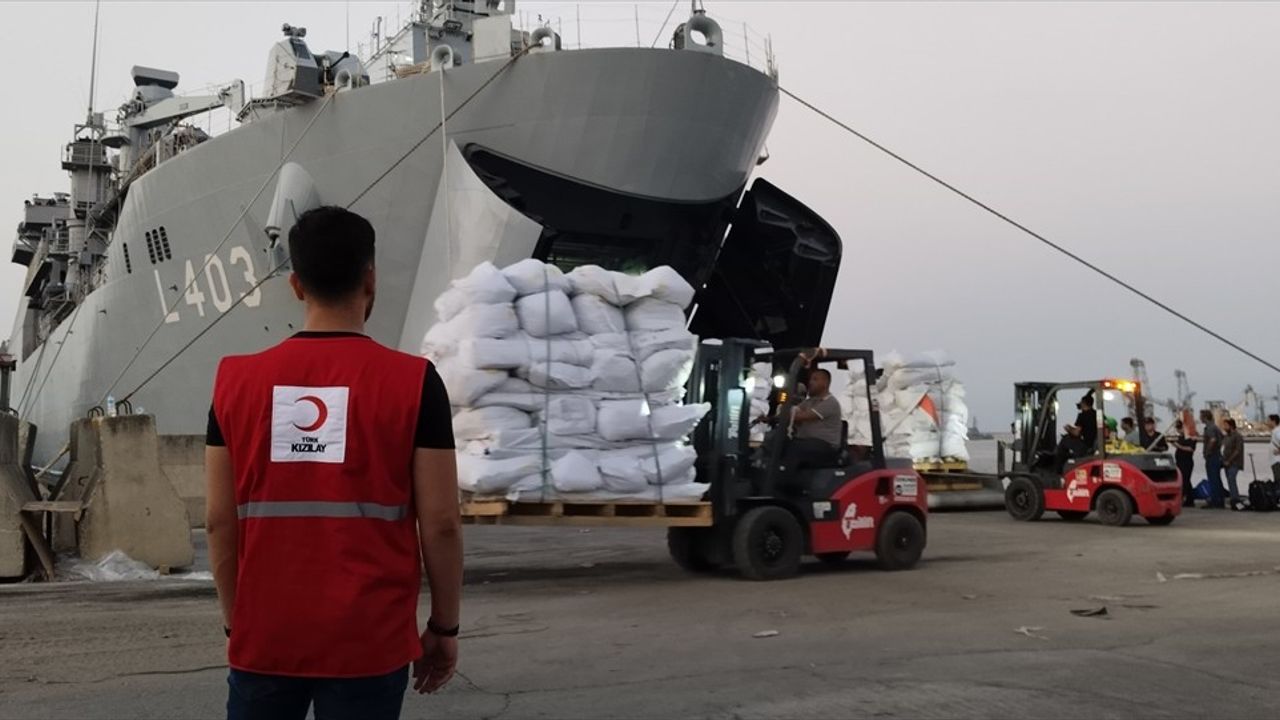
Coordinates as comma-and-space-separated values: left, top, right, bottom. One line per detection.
667, 528, 717, 573
875, 511, 926, 571
815, 551, 850, 566
1095, 488, 1134, 527
1146, 514, 1176, 526
1004, 476, 1045, 522
732, 506, 804, 581
1056, 510, 1088, 522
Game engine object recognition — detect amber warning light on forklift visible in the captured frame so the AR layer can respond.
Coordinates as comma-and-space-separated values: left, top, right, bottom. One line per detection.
1102, 379, 1138, 393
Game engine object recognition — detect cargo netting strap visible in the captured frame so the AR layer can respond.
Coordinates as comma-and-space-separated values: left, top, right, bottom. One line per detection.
538, 265, 553, 504
931, 363, 947, 461
612, 277, 665, 504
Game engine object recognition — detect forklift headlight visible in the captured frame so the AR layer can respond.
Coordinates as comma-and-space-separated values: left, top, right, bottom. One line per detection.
773, 374, 786, 388
1103, 390, 1116, 402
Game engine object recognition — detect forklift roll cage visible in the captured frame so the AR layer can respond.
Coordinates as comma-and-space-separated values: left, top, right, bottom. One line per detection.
1013, 378, 1145, 475
689, 340, 886, 522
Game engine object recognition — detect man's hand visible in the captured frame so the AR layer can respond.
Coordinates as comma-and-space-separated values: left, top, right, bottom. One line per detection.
413, 631, 458, 694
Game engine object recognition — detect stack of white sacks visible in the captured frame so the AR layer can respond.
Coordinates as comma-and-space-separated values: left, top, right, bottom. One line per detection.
421, 259, 711, 502
844, 351, 970, 463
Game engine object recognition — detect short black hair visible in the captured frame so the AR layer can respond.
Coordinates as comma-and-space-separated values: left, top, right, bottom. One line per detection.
1270, 414, 1280, 424
1225, 418, 1237, 429
1143, 417, 1156, 424
809, 368, 831, 383
1121, 417, 1135, 427
1080, 394, 1095, 407
288, 206, 375, 301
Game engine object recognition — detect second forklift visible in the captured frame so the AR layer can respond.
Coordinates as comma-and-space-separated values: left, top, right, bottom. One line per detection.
1002, 378, 1182, 526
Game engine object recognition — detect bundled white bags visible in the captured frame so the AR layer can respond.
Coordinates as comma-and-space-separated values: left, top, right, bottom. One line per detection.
844, 350, 971, 463
424, 259, 710, 501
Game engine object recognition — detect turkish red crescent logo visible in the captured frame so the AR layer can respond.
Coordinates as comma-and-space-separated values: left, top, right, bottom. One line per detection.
293, 395, 328, 432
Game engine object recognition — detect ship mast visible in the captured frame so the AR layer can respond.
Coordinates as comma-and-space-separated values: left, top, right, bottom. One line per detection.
86, 0, 102, 123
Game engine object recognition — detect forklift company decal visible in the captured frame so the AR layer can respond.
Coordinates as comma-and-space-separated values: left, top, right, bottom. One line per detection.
1065, 475, 1091, 502
1103, 463, 1123, 481
841, 502, 875, 538
893, 475, 918, 499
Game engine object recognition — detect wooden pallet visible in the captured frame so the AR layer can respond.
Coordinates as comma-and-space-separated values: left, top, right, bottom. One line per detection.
460, 497, 713, 528
914, 459, 969, 473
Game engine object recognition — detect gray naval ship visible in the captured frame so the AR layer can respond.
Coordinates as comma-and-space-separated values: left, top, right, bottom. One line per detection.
7, 0, 842, 466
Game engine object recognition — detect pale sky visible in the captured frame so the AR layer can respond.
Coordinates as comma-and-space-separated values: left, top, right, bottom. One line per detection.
1, 1, 1278, 430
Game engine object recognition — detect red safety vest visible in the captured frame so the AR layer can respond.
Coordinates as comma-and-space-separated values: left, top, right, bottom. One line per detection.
213, 333, 428, 677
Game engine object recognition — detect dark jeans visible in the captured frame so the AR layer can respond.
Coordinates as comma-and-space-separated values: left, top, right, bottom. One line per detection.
1272, 462, 1280, 483
227, 665, 408, 720
783, 438, 838, 472
1225, 467, 1242, 507
1205, 454, 1224, 507
1176, 456, 1195, 505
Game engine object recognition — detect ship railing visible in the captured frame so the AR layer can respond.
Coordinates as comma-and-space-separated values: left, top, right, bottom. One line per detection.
511, 4, 777, 76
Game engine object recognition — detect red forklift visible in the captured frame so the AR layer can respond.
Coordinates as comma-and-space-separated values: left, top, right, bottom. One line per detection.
671, 340, 928, 580
1003, 378, 1182, 526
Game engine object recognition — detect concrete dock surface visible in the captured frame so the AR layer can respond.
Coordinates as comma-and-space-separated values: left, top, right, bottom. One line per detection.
3, 508, 1279, 719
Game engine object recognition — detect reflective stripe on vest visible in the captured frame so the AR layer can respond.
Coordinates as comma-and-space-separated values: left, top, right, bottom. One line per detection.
237, 501, 409, 521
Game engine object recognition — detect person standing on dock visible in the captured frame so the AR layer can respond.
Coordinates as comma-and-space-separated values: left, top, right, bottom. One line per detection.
1172, 420, 1197, 507
1201, 410, 1225, 509
1221, 418, 1246, 511
204, 206, 462, 720
1269, 414, 1280, 483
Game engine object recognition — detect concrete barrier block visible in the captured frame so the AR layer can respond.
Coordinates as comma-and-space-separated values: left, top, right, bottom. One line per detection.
157, 435, 206, 529
76, 415, 194, 570
0, 415, 31, 578
50, 420, 96, 553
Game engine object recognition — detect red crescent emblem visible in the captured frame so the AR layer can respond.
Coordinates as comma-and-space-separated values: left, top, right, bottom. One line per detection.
293, 395, 328, 432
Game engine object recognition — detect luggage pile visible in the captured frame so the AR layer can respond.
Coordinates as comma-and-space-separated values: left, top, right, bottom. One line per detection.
421, 260, 711, 502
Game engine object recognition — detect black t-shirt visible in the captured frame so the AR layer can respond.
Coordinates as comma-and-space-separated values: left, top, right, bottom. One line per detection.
205, 332, 454, 450
1075, 408, 1098, 448
1173, 434, 1196, 461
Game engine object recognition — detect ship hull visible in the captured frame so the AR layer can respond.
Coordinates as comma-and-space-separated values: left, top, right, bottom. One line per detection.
12, 48, 778, 464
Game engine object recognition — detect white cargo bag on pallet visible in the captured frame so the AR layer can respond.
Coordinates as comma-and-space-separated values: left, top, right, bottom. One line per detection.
452, 406, 533, 440
571, 294, 627, 335
434, 262, 517, 321
502, 258, 573, 296
624, 298, 686, 331
515, 291, 578, 338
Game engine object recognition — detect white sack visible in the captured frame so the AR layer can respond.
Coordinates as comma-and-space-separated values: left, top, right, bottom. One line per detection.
591, 352, 641, 393
567, 265, 643, 305
433, 262, 517, 321
526, 361, 594, 390
472, 392, 544, 413
458, 337, 530, 369
452, 406, 532, 440
436, 358, 509, 406
641, 348, 695, 393
572, 293, 627, 335
447, 303, 520, 340
635, 266, 695, 309
501, 258, 573, 296
551, 451, 603, 493
597, 453, 650, 494
624, 298, 686, 331
457, 453, 541, 495
515, 291, 578, 338
542, 395, 597, 435
596, 400, 709, 442
630, 327, 697, 361
589, 332, 633, 356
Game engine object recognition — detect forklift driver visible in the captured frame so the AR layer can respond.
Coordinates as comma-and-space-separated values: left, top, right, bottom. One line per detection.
782, 368, 843, 473
1055, 392, 1097, 472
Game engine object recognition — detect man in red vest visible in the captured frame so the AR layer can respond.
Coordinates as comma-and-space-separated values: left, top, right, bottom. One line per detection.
205, 206, 462, 720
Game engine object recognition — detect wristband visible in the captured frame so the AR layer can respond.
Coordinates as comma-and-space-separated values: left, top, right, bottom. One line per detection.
427, 619, 459, 637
